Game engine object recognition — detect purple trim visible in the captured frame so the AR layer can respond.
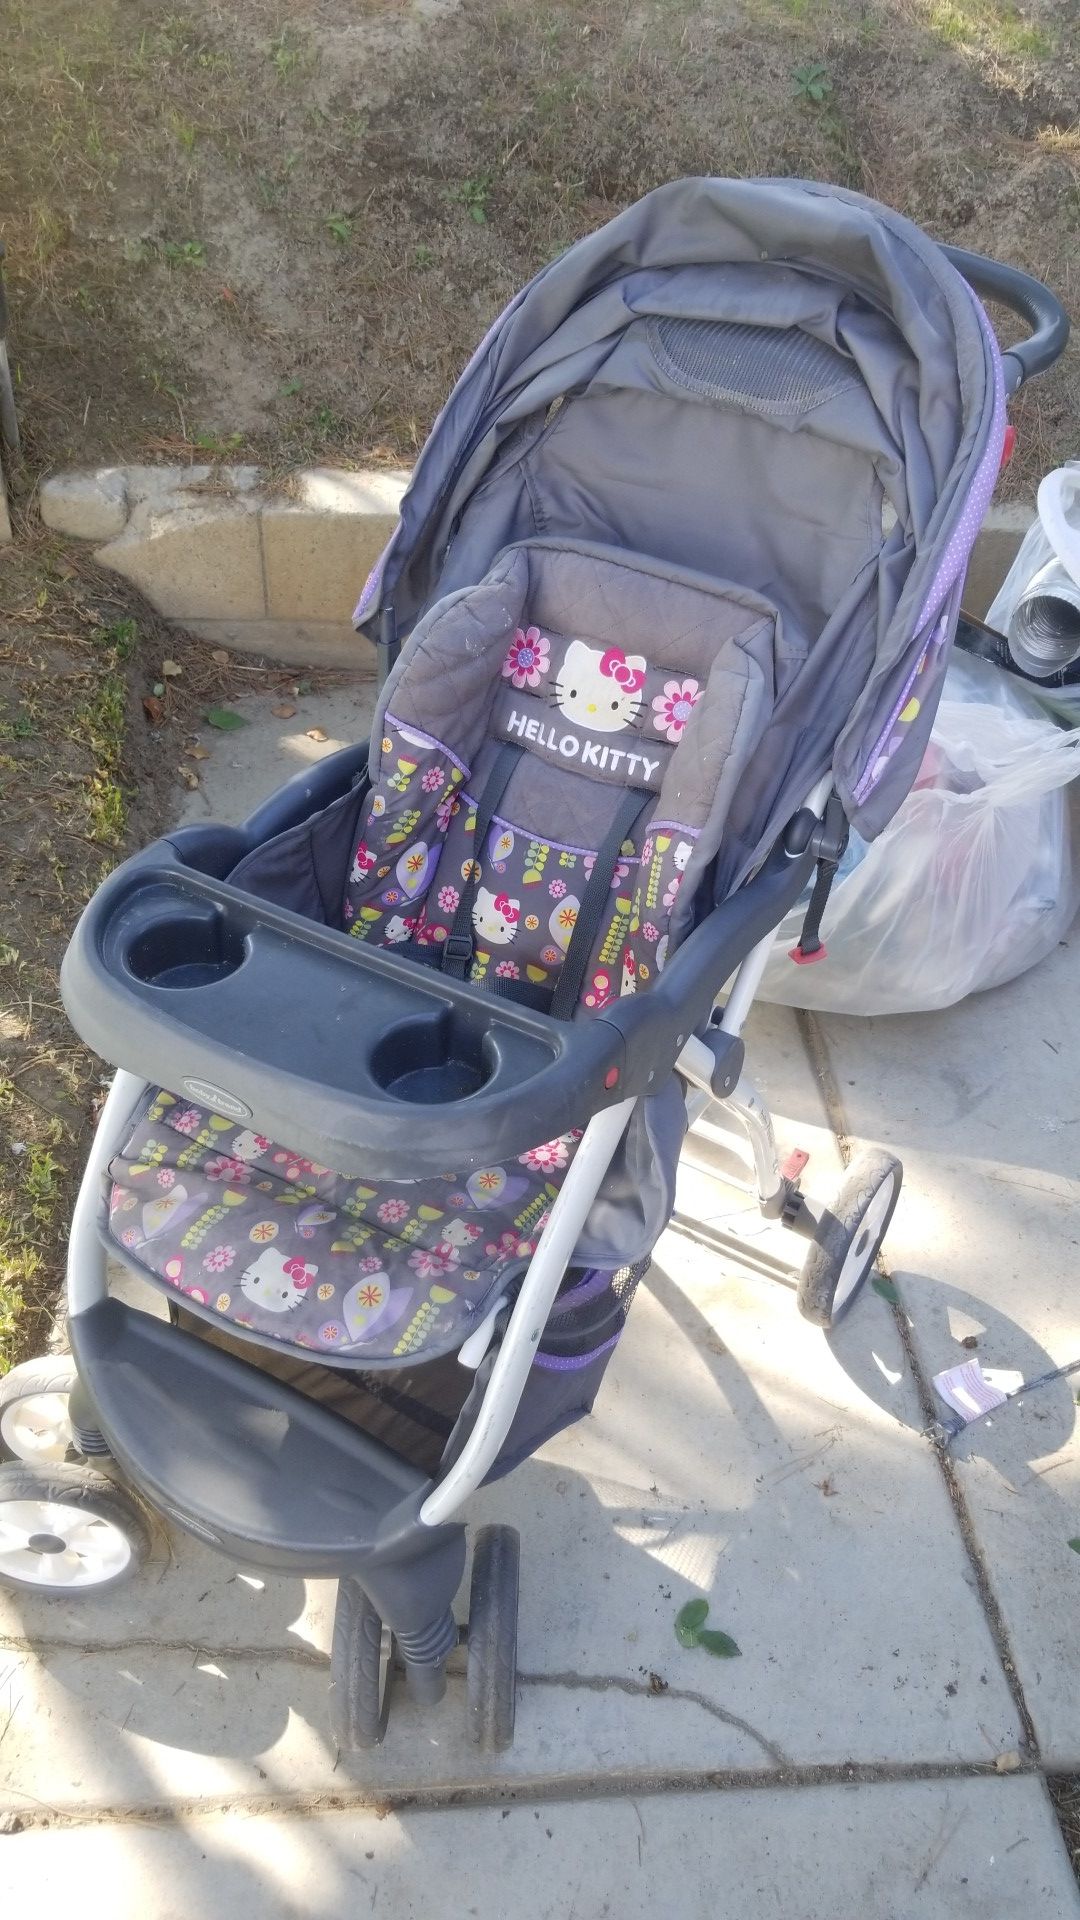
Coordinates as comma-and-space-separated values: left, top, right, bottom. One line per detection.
355, 552, 388, 625
852, 610, 944, 805
460, 806, 700, 860
908, 301, 1006, 644
459, 803, 614, 861
533, 1332, 622, 1372
384, 715, 472, 783
914, 300, 1006, 635
853, 295, 1006, 805
552, 1267, 615, 1311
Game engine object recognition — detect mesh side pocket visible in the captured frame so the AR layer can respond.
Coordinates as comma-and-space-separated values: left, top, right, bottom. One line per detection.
470, 1259, 650, 1482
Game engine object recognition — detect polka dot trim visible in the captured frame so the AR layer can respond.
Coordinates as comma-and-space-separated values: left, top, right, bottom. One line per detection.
854, 295, 1006, 804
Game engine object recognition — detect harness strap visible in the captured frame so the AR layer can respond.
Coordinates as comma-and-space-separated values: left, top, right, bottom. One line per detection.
440, 742, 523, 981
549, 787, 654, 1020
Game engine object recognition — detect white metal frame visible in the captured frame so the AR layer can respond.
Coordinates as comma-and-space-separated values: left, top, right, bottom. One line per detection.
64, 780, 833, 1534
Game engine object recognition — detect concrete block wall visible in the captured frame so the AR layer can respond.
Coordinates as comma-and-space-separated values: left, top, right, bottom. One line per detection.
38, 463, 1035, 665
39, 464, 411, 669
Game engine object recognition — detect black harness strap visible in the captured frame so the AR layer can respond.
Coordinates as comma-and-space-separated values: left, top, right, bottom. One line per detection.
549, 788, 654, 1020
440, 742, 523, 981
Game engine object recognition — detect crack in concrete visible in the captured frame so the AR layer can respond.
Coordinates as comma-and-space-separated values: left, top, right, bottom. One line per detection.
518, 1668, 791, 1768
0, 1641, 785, 1762
795, 1008, 1041, 1762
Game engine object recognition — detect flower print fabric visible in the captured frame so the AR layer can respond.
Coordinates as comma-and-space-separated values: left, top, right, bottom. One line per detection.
502, 626, 551, 689
651, 678, 701, 744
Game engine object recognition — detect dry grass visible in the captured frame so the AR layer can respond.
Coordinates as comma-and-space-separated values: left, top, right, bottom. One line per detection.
0, 0, 1077, 497
0, 523, 350, 1371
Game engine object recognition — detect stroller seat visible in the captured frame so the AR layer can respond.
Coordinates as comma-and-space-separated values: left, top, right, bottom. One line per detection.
106, 539, 785, 1363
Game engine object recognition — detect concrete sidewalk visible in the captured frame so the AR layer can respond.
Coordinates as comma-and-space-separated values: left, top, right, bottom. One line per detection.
1, 685, 1078, 1915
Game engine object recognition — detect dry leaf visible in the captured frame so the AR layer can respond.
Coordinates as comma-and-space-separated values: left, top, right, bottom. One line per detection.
161, 659, 182, 677
142, 694, 164, 725
177, 766, 200, 789
211, 648, 229, 665
185, 744, 210, 761
306, 726, 328, 742
272, 703, 297, 719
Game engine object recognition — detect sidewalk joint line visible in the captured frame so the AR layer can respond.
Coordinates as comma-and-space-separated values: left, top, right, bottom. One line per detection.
0, 1755, 1054, 1835
795, 1008, 1041, 1763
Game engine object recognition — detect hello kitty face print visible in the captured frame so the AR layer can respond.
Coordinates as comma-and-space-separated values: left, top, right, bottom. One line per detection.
473, 886, 519, 946
555, 642, 647, 734
240, 1248, 318, 1313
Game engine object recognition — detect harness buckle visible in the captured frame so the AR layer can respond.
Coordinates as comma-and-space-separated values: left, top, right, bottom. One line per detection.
442, 933, 474, 969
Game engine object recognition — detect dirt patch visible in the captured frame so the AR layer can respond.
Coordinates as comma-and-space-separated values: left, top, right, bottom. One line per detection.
0, 521, 353, 1371
1, 0, 1077, 498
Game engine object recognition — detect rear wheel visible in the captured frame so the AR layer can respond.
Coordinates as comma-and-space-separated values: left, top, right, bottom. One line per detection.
328, 1578, 394, 1751
466, 1523, 519, 1751
797, 1150, 902, 1329
0, 1355, 79, 1464
0, 1461, 149, 1593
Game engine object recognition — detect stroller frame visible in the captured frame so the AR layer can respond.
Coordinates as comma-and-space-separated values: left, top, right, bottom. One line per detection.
66, 773, 830, 1534
1, 186, 1067, 1752
53, 766, 830, 1742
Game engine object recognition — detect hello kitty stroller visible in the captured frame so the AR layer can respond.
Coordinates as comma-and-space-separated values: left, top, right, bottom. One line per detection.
0, 178, 1066, 1754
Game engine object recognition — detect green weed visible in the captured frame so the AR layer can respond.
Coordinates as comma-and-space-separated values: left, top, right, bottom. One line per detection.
162, 239, 206, 268
450, 175, 492, 224
792, 60, 832, 101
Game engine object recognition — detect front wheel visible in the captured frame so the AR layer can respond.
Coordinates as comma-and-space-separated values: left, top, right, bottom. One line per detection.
328, 1578, 394, 1751
466, 1523, 519, 1751
797, 1150, 902, 1329
0, 1461, 150, 1593
0, 1354, 79, 1464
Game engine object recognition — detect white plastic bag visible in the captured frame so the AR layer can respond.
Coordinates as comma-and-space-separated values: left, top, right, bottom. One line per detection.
987, 463, 1080, 721
760, 653, 1080, 1014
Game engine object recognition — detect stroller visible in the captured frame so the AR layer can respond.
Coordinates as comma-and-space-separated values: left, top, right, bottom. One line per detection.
0, 178, 1067, 1753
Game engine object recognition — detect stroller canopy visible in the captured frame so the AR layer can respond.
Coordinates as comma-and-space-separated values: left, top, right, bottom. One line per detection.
358, 177, 1004, 866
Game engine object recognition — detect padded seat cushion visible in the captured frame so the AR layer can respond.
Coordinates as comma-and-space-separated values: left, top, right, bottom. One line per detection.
108, 1087, 576, 1366
107, 541, 789, 1367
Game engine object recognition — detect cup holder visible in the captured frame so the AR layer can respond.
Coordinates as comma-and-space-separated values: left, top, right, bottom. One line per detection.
370, 1015, 495, 1105
125, 908, 248, 989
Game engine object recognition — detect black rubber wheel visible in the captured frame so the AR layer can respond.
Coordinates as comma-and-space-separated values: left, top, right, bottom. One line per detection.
0, 1354, 79, 1464
0, 1460, 150, 1593
797, 1149, 903, 1330
328, 1578, 394, 1751
466, 1523, 520, 1751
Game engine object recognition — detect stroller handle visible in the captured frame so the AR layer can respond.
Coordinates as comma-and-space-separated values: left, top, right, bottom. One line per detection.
941, 243, 1069, 395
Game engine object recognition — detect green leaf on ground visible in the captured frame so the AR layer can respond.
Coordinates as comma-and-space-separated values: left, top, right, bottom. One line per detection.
206, 707, 248, 731
872, 1275, 900, 1304
697, 1628, 741, 1659
1068, 1539, 1080, 1554
675, 1598, 709, 1648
